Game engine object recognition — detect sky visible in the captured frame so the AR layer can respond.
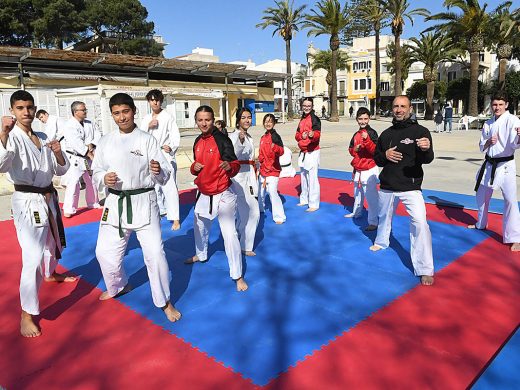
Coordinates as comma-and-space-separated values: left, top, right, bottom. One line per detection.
141, 0, 510, 66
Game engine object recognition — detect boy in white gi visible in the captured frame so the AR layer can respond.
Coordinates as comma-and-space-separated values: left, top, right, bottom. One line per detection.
36, 109, 64, 141
0, 90, 75, 338
62, 101, 100, 217
346, 107, 379, 231
140, 89, 181, 231
229, 107, 260, 256
184, 105, 248, 292
468, 92, 520, 251
92, 93, 181, 322
369, 96, 435, 286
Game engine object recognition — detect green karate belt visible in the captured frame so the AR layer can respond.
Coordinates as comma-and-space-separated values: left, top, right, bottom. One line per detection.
108, 187, 155, 237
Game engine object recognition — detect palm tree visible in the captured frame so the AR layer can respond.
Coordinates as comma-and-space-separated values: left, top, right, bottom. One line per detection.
257, 0, 307, 120
406, 32, 459, 119
427, 1, 507, 116
382, 0, 429, 96
386, 41, 414, 88
488, 2, 517, 90
304, 0, 351, 122
309, 49, 350, 104
356, 0, 388, 117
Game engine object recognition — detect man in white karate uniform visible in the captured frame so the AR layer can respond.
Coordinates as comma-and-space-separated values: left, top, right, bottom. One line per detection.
62, 101, 100, 217
0, 90, 75, 338
36, 109, 65, 141
140, 89, 181, 231
92, 92, 181, 322
468, 92, 520, 251
369, 95, 435, 286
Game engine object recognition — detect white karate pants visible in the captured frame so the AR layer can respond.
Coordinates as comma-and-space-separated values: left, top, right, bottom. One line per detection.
351, 166, 379, 226
258, 175, 286, 223
231, 181, 260, 252
194, 189, 243, 280
13, 193, 60, 315
95, 202, 170, 308
63, 165, 99, 214
156, 160, 180, 221
299, 150, 320, 209
374, 190, 434, 276
475, 181, 520, 243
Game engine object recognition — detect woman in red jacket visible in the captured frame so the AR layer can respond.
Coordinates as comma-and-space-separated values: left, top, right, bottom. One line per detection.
184, 105, 248, 292
258, 114, 286, 224
295, 97, 321, 212
346, 107, 379, 231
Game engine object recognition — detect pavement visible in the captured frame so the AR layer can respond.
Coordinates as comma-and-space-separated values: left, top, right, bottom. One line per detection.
0, 116, 516, 221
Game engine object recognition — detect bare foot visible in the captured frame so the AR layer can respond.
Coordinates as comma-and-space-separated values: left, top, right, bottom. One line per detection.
306, 208, 318, 212
344, 213, 355, 218
296, 203, 307, 207
275, 221, 284, 224
369, 244, 383, 251
511, 243, 520, 252
467, 224, 485, 230
171, 220, 181, 231
236, 277, 248, 292
163, 302, 182, 322
184, 255, 202, 264
63, 213, 73, 218
99, 284, 132, 301
420, 275, 434, 286
45, 271, 78, 283
21, 311, 41, 338
242, 250, 256, 256
364, 225, 377, 232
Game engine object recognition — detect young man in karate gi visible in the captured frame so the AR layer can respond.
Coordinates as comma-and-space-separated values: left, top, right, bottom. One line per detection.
369, 95, 435, 286
140, 89, 181, 231
62, 101, 100, 217
468, 92, 520, 251
92, 93, 181, 322
36, 109, 65, 141
0, 90, 75, 338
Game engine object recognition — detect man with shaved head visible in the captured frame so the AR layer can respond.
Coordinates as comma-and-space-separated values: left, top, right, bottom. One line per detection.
369, 95, 435, 286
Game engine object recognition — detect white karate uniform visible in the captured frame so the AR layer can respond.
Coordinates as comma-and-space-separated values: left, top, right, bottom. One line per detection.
193, 189, 243, 279
0, 126, 70, 315
62, 117, 100, 214
141, 110, 180, 221
474, 111, 520, 243
351, 166, 379, 225
258, 175, 286, 223
228, 130, 260, 252
42, 114, 66, 141
298, 149, 320, 209
375, 189, 434, 276
92, 128, 172, 307
279, 146, 296, 178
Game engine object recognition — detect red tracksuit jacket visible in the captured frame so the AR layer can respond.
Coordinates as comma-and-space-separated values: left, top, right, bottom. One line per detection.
295, 111, 321, 153
348, 126, 378, 171
258, 129, 284, 177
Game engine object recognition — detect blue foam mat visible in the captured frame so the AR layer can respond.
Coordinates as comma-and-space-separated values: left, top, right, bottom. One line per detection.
60, 193, 487, 385
317, 168, 515, 214
472, 327, 520, 389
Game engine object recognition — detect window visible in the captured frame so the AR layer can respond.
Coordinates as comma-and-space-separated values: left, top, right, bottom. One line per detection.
353, 61, 372, 72
380, 81, 390, 91
479, 53, 485, 62
447, 71, 457, 82
339, 80, 346, 95
354, 79, 358, 90
354, 78, 371, 91
274, 88, 282, 95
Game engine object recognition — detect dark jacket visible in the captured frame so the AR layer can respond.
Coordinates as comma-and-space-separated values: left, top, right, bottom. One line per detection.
434, 111, 443, 124
348, 125, 378, 171
191, 128, 240, 195
374, 117, 434, 191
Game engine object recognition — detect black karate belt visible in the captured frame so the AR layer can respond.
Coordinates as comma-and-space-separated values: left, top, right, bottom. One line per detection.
195, 191, 214, 214
14, 183, 66, 259
66, 150, 87, 159
108, 188, 155, 237
280, 162, 291, 168
299, 151, 306, 162
474, 154, 514, 191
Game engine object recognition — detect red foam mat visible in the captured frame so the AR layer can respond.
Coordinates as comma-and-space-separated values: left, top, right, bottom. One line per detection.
0, 219, 252, 389
265, 236, 520, 389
